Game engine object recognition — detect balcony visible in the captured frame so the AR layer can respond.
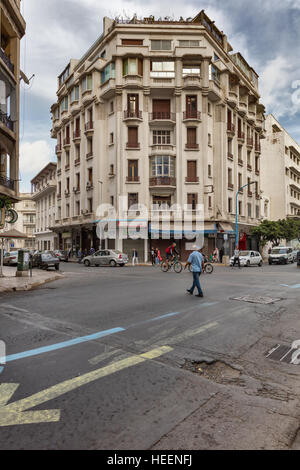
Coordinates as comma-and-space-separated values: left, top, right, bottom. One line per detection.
237, 131, 245, 142
238, 101, 248, 117
0, 48, 14, 74
185, 143, 199, 150
63, 137, 71, 148
123, 75, 143, 88
227, 90, 238, 108
126, 142, 140, 150
0, 112, 14, 132
126, 176, 140, 183
208, 78, 222, 102
85, 122, 94, 134
65, 164, 70, 171
149, 112, 176, 124
123, 110, 142, 121
183, 111, 201, 121
247, 164, 252, 171
238, 159, 244, 167
227, 153, 234, 161
255, 143, 261, 153
255, 193, 261, 200
247, 137, 254, 148
248, 110, 256, 124
73, 130, 81, 141
149, 177, 176, 188
183, 75, 202, 89
228, 182, 234, 191
185, 176, 199, 183
86, 152, 93, 160
0, 175, 15, 191
56, 144, 62, 154
248, 191, 253, 197
75, 158, 81, 166
227, 122, 235, 136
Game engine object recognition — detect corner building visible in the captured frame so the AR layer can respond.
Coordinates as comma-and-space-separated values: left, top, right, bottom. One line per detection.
51, 10, 265, 261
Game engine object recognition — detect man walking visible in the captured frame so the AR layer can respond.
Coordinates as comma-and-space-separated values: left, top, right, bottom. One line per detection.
232, 245, 241, 268
132, 248, 139, 266
185, 247, 205, 298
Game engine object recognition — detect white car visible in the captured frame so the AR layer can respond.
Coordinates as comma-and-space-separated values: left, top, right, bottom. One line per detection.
269, 247, 294, 265
230, 250, 263, 267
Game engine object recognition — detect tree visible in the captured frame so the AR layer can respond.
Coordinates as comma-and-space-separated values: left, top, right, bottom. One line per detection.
251, 220, 284, 247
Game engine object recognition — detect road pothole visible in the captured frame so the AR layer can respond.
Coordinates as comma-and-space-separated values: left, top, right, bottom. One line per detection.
182, 359, 245, 386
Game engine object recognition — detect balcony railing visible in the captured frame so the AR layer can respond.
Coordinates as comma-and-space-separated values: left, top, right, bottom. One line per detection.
185, 176, 199, 183
247, 164, 252, 171
149, 112, 175, 121
238, 159, 244, 166
126, 142, 140, 149
248, 191, 253, 197
0, 48, 14, 73
126, 176, 140, 183
183, 111, 201, 120
85, 121, 94, 131
63, 137, 70, 146
149, 176, 176, 187
185, 143, 199, 150
124, 110, 142, 120
228, 153, 234, 161
237, 131, 245, 140
0, 112, 14, 132
56, 144, 62, 154
227, 122, 235, 133
228, 182, 234, 190
73, 130, 81, 139
0, 175, 15, 191
247, 137, 254, 147
255, 143, 261, 152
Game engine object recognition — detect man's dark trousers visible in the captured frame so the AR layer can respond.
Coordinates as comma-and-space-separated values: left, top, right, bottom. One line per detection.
232, 257, 241, 268
191, 271, 203, 295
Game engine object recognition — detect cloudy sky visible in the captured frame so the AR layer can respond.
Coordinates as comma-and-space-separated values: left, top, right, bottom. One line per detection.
19, 0, 300, 191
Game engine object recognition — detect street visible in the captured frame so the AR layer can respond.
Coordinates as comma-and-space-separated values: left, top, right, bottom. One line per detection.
0, 263, 300, 450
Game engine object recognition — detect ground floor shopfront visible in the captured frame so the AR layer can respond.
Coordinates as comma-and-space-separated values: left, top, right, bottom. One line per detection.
35, 232, 58, 252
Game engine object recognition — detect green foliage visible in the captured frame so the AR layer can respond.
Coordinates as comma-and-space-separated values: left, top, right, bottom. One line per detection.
0, 196, 12, 210
252, 218, 300, 247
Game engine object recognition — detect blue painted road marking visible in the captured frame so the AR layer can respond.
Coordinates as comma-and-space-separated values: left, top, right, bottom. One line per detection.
280, 284, 300, 289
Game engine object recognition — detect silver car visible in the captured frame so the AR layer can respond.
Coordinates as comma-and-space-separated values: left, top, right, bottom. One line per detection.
83, 249, 128, 267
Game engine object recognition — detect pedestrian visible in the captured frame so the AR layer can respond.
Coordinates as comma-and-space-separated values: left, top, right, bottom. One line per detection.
90, 247, 95, 256
151, 247, 155, 266
184, 246, 205, 298
213, 247, 219, 263
132, 249, 139, 266
232, 245, 241, 268
156, 247, 162, 265
219, 247, 224, 264
77, 249, 82, 264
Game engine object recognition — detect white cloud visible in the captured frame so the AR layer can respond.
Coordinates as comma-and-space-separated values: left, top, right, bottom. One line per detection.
20, 140, 53, 176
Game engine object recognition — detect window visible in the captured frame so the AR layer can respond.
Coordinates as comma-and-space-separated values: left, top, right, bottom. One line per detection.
208, 164, 212, 177
60, 96, 68, 113
66, 177, 70, 192
209, 64, 221, 84
152, 196, 171, 210
151, 40, 172, 51
88, 168, 93, 183
110, 196, 114, 206
186, 128, 197, 149
76, 173, 80, 191
153, 130, 171, 145
152, 99, 171, 119
88, 198, 93, 213
238, 173, 242, 189
208, 102, 212, 115
128, 160, 139, 182
110, 133, 114, 144
123, 58, 143, 76
151, 156, 175, 177
150, 61, 175, 78
186, 95, 198, 117
127, 127, 138, 148
122, 39, 143, 46
208, 134, 212, 146
127, 94, 139, 115
187, 193, 198, 210
238, 201, 242, 215
76, 201, 80, 216
109, 164, 114, 175
101, 63, 115, 84
228, 198, 233, 213
208, 196, 212, 209
179, 40, 200, 47
110, 101, 114, 113
66, 204, 70, 218
82, 74, 93, 92
128, 193, 139, 209
187, 161, 198, 182
256, 205, 260, 219
247, 203, 252, 218
228, 168, 233, 186
183, 66, 201, 76
71, 86, 79, 103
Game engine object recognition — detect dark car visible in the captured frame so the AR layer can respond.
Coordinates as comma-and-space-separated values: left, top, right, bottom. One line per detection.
32, 252, 60, 271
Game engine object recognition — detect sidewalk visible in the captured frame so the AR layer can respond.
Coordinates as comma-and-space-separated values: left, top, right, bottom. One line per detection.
0, 267, 64, 294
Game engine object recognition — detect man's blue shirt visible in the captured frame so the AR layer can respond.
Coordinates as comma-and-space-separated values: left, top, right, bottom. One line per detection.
188, 251, 204, 273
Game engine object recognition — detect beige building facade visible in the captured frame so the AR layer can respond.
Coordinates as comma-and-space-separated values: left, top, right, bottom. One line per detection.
0, 0, 25, 202
31, 162, 58, 251
51, 11, 265, 260
4, 192, 36, 250
260, 114, 300, 222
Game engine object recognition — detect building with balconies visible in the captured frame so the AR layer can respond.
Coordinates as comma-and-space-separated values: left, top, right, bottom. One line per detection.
7, 193, 36, 249
260, 114, 300, 222
50, 10, 265, 260
31, 162, 58, 251
0, 0, 26, 202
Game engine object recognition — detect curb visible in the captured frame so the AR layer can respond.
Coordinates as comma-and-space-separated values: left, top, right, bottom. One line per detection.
0, 274, 64, 294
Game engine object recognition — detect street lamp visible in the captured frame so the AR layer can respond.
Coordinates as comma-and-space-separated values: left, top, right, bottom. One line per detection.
235, 181, 256, 248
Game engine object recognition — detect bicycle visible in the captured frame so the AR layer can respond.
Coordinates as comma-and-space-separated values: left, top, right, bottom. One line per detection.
188, 262, 214, 274
161, 255, 183, 274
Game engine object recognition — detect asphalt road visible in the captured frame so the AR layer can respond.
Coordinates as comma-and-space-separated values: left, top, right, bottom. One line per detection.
0, 262, 300, 450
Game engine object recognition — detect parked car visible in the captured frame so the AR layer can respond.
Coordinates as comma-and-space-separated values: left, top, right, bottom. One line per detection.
268, 247, 294, 265
82, 249, 128, 267
3, 251, 19, 266
54, 250, 68, 262
32, 252, 60, 271
230, 250, 263, 267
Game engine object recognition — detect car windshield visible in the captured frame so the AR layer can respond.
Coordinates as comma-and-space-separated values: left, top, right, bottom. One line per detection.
42, 254, 54, 260
239, 251, 250, 256
271, 248, 287, 254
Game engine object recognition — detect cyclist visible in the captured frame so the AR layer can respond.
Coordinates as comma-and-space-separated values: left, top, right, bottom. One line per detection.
166, 243, 179, 263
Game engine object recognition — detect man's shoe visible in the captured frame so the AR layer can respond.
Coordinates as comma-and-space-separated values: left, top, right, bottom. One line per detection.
187, 289, 193, 295
196, 294, 204, 298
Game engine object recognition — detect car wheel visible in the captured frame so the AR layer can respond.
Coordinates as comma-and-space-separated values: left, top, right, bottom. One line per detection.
119, 264, 125, 267
55, 265, 59, 271
110, 260, 117, 267
247, 260, 250, 267
84, 260, 91, 267
258, 261, 262, 267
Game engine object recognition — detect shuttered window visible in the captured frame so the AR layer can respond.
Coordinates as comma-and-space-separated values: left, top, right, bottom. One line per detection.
187, 161, 197, 182
187, 128, 197, 148
187, 193, 198, 210
127, 127, 138, 148
122, 39, 143, 46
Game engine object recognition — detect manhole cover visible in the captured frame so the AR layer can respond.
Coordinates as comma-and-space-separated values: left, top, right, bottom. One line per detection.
232, 295, 282, 305
266, 344, 300, 364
